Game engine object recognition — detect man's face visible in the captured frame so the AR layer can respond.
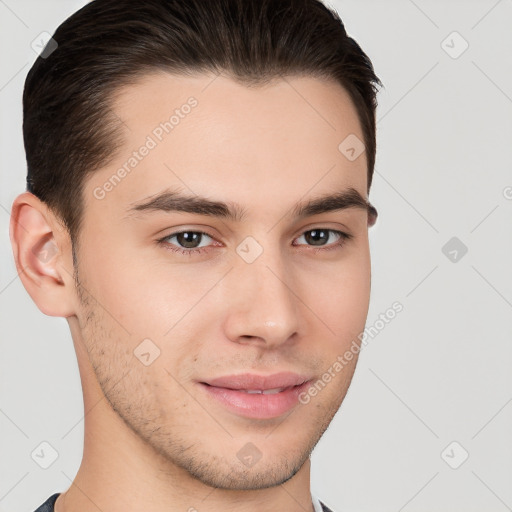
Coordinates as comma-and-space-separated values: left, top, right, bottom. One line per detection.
72, 72, 372, 489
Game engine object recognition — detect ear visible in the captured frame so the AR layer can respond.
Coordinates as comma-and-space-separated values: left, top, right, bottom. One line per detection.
368, 204, 378, 227
9, 191, 77, 317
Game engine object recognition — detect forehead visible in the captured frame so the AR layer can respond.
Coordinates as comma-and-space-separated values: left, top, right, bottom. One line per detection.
85, 71, 368, 217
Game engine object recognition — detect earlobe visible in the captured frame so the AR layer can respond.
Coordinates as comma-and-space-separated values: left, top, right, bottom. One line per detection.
9, 192, 76, 317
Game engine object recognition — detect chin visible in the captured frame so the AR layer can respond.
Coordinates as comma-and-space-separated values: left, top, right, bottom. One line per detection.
185, 456, 305, 491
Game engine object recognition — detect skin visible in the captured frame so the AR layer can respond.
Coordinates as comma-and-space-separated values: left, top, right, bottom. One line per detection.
10, 72, 375, 512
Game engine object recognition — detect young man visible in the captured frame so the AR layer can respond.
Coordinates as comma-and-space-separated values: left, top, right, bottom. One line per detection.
10, 0, 381, 510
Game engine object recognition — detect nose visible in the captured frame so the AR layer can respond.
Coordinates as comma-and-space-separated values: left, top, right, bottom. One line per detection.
221, 248, 301, 349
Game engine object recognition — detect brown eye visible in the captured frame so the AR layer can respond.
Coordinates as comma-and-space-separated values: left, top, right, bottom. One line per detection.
173, 231, 206, 249
157, 230, 217, 256
303, 229, 330, 246
294, 229, 351, 249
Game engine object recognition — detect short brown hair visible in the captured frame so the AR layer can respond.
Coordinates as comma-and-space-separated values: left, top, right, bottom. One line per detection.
23, 0, 382, 246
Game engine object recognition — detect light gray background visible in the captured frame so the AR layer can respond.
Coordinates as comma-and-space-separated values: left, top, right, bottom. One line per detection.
1, 1, 511, 511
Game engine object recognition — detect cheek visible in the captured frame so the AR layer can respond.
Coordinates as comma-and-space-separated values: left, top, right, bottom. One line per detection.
79, 242, 176, 333
78, 246, 220, 373
305, 253, 371, 339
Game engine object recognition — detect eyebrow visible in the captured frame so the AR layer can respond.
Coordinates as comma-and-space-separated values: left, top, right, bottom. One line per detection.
125, 187, 378, 223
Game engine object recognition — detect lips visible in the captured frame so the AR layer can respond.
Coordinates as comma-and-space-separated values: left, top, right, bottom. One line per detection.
198, 372, 313, 419
203, 372, 310, 391
241, 388, 287, 395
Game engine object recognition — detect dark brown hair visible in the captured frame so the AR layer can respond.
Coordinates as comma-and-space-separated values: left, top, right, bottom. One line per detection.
23, 0, 382, 247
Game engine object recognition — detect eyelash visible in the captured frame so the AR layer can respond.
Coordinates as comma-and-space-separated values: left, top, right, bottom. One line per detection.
156, 228, 353, 257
